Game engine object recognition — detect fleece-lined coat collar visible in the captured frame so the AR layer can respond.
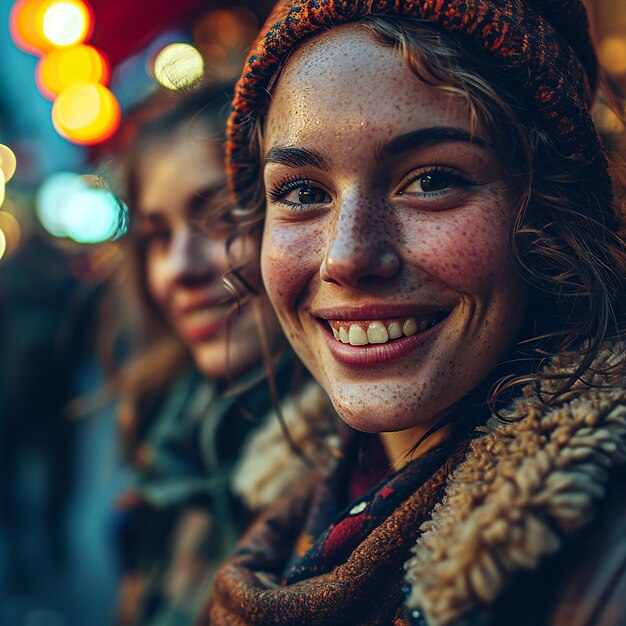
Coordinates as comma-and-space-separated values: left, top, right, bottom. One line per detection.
406, 346, 626, 626
233, 380, 341, 511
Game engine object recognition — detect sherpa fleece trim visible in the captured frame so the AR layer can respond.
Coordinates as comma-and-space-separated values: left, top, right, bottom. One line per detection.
233, 380, 341, 511
405, 346, 626, 626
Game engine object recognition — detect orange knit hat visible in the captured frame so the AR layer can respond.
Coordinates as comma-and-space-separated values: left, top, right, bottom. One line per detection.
226, 0, 610, 211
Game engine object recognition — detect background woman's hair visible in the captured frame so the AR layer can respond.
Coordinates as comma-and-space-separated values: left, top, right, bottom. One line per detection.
231, 16, 626, 419
101, 82, 234, 455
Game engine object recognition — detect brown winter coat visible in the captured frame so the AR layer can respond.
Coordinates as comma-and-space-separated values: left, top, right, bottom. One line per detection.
207, 347, 626, 626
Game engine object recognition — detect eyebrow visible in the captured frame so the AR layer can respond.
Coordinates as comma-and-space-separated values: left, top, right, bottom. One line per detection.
264, 146, 329, 170
264, 127, 489, 171
134, 210, 163, 224
137, 181, 226, 220
380, 126, 489, 160
187, 181, 227, 214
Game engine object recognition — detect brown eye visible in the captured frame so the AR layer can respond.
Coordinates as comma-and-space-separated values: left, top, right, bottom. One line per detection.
268, 178, 332, 209
297, 185, 330, 204
401, 169, 470, 197
415, 173, 453, 192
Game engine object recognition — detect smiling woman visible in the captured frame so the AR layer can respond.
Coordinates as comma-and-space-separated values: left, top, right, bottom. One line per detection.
205, 2, 626, 625
261, 28, 527, 448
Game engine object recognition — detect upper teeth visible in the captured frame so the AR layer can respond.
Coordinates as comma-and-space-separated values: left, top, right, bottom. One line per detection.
330, 315, 444, 346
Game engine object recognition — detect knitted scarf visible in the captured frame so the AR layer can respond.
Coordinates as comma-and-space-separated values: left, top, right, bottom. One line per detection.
206, 440, 455, 625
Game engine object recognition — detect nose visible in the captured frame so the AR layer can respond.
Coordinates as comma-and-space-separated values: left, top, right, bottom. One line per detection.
169, 228, 219, 285
320, 191, 401, 288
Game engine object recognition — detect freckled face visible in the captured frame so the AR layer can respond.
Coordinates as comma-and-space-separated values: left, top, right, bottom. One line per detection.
136, 128, 273, 380
261, 26, 528, 436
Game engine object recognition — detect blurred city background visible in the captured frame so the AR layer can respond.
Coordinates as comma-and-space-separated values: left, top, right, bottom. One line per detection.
0, 1, 624, 625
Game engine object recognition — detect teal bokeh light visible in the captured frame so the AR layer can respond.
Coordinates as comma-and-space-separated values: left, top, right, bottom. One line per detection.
37, 171, 127, 242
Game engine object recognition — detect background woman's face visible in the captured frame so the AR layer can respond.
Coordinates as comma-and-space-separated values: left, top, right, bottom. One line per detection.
261, 26, 528, 435
135, 127, 265, 379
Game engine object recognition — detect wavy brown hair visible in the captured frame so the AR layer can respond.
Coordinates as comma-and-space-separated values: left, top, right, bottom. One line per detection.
228, 17, 626, 418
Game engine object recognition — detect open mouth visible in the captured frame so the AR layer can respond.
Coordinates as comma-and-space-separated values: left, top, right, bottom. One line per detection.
326, 311, 449, 346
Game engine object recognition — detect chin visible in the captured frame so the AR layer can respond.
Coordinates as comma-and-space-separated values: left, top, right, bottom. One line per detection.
192, 340, 230, 379
189, 333, 233, 378
327, 386, 417, 433
192, 331, 266, 381
318, 365, 459, 436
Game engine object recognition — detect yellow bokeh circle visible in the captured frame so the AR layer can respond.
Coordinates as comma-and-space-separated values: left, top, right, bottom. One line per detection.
10, 0, 92, 55
597, 35, 626, 76
0, 145, 17, 183
52, 82, 121, 145
41, 0, 93, 48
153, 43, 204, 90
10, 0, 52, 56
37, 44, 109, 99
0, 212, 21, 259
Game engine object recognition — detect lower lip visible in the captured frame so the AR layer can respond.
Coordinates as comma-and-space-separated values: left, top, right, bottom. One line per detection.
182, 317, 228, 342
320, 319, 444, 368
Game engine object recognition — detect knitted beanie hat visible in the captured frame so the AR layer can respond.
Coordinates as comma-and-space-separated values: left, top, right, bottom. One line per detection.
225, 0, 612, 211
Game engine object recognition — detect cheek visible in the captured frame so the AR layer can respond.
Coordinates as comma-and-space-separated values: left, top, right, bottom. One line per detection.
261, 221, 326, 307
145, 252, 166, 304
407, 208, 513, 293
145, 252, 169, 308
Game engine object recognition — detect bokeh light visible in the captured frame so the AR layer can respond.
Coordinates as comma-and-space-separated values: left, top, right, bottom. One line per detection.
194, 8, 258, 51
37, 172, 126, 242
153, 43, 204, 90
0, 170, 5, 208
0, 228, 6, 262
9, 0, 52, 56
597, 35, 626, 76
52, 82, 121, 145
0, 211, 22, 259
63, 186, 121, 243
0, 145, 17, 183
41, 0, 93, 48
212, 9, 258, 49
36, 44, 109, 99
594, 101, 626, 134
10, 0, 92, 55
37, 171, 84, 236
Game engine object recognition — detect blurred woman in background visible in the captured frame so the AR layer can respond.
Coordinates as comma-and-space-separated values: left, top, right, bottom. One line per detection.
105, 83, 337, 626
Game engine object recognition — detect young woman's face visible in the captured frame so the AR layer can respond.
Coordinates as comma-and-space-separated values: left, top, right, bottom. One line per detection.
135, 126, 269, 379
261, 26, 528, 435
